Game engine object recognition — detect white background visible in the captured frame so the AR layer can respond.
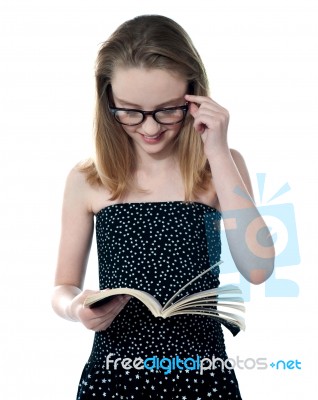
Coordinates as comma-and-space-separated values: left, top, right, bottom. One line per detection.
0, 0, 317, 398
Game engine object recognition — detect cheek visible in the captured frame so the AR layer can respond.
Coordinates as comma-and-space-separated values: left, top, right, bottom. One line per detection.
122, 126, 137, 136
171, 125, 183, 136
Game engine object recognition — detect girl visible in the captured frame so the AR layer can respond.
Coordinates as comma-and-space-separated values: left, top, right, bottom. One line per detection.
52, 14, 274, 399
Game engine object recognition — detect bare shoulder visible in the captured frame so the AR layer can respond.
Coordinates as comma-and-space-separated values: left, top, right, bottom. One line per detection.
64, 162, 113, 214
230, 148, 254, 199
66, 163, 92, 193
66, 163, 89, 187
63, 163, 95, 214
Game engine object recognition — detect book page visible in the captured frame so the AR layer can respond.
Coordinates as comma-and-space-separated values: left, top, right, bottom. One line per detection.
84, 288, 163, 317
166, 309, 245, 331
162, 294, 245, 318
162, 260, 223, 311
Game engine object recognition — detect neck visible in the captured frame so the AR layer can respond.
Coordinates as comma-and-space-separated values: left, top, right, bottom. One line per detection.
135, 151, 179, 176
126, 158, 184, 203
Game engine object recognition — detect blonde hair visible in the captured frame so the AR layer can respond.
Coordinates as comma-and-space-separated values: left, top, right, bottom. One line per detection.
81, 14, 212, 201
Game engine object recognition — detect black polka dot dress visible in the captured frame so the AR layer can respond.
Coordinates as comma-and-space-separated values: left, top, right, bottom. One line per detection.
76, 202, 242, 399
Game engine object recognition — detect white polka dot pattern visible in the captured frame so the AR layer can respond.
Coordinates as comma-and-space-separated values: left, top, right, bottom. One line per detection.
77, 202, 242, 399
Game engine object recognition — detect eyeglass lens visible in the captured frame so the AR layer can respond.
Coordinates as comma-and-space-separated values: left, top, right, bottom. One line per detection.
114, 107, 186, 125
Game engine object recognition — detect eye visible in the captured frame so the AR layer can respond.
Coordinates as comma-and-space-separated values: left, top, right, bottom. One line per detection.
113, 109, 143, 125
155, 107, 186, 124
123, 110, 140, 116
162, 108, 179, 115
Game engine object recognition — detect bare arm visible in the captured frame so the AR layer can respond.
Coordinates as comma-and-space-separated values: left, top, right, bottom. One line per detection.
211, 149, 275, 284
51, 167, 130, 330
186, 94, 275, 284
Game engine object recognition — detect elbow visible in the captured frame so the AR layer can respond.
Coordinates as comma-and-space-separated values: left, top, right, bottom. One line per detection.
249, 267, 274, 285
51, 286, 61, 316
244, 234, 276, 284
244, 257, 275, 285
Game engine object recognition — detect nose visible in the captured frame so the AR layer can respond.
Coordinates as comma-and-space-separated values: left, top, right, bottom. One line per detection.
141, 115, 161, 136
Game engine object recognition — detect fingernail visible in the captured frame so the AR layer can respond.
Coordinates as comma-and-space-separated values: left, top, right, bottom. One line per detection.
120, 295, 131, 303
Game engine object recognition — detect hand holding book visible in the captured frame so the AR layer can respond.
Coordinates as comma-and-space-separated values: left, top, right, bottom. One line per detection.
84, 261, 245, 335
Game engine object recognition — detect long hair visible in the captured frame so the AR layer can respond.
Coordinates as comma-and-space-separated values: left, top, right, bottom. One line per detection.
81, 14, 212, 201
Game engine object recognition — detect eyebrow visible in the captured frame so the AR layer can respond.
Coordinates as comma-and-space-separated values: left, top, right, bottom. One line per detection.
113, 95, 185, 109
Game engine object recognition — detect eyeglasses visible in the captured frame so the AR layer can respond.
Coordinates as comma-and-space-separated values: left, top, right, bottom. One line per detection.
109, 103, 189, 126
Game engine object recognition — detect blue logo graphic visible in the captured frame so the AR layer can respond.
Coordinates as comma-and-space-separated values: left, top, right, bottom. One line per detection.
269, 359, 301, 370
205, 173, 300, 300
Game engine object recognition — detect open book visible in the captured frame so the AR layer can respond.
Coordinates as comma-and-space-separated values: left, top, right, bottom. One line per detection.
84, 261, 245, 333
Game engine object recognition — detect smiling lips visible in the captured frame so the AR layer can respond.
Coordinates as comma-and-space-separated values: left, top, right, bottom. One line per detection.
141, 131, 165, 143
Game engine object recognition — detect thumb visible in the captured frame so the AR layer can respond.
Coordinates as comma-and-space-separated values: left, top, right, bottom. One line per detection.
188, 102, 206, 134
188, 101, 199, 117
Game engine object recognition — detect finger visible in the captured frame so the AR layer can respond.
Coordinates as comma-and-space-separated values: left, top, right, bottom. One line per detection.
190, 109, 214, 131
188, 102, 199, 117
102, 295, 131, 313
99, 295, 131, 320
185, 94, 209, 104
93, 296, 131, 332
193, 119, 207, 134
185, 94, 227, 113
87, 294, 129, 315
83, 295, 130, 321
188, 104, 216, 133
185, 94, 217, 107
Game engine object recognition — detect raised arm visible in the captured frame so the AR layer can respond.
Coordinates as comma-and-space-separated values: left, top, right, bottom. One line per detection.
186, 94, 275, 284
51, 167, 130, 331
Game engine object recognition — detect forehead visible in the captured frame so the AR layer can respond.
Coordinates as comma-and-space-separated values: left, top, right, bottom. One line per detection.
111, 67, 187, 108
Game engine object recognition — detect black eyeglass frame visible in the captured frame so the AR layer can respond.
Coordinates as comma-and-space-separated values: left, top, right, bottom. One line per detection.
109, 103, 189, 126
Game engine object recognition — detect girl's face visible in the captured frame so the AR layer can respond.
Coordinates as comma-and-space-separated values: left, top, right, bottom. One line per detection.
110, 67, 188, 160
